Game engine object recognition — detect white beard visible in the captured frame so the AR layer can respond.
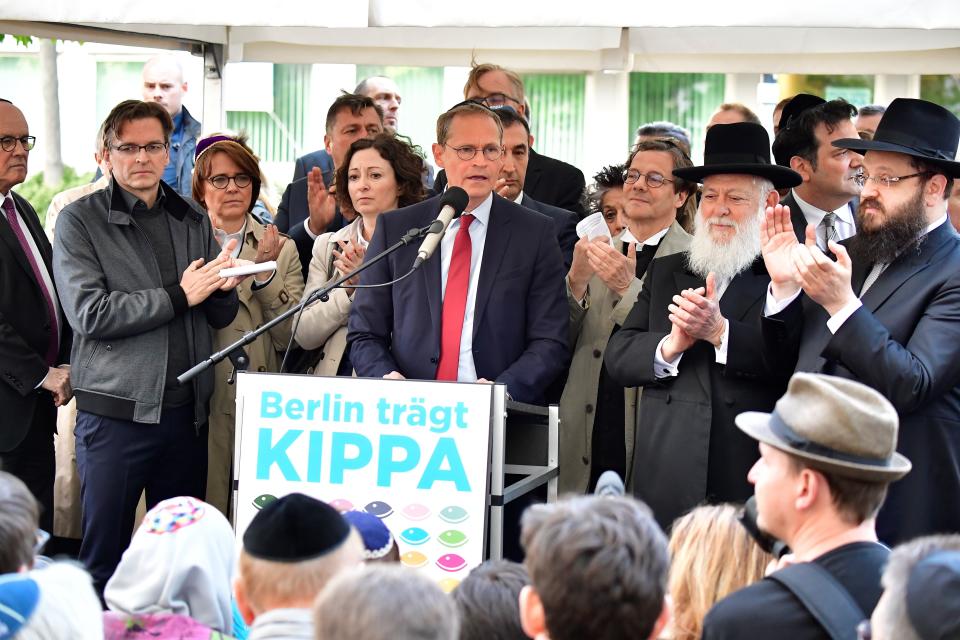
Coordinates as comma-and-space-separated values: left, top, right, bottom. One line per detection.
686, 203, 763, 283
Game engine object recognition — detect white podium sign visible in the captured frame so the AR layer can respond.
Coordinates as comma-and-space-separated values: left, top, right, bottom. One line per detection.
234, 372, 493, 591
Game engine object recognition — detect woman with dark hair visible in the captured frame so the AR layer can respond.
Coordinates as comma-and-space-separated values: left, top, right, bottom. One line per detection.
192, 134, 305, 517
294, 133, 426, 375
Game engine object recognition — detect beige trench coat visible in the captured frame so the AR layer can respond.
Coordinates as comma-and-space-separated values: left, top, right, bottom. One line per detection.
206, 215, 305, 516
558, 221, 691, 494
294, 217, 362, 377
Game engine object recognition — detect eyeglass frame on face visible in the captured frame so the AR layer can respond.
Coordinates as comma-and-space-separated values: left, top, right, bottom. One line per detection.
207, 174, 254, 190
0, 136, 36, 152
623, 169, 675, 189
469, 92, 523, 108
854, 171, 934, 188
443, 143, 505, 162
111, 142, 169, 157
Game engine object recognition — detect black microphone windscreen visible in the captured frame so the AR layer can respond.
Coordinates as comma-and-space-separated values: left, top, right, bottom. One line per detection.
439, 186, 469, 215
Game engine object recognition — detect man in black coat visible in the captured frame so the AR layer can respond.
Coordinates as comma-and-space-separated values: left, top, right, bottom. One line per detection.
760, 98, 960, 545
605, 123, 802, 529
0, 100, 72, 533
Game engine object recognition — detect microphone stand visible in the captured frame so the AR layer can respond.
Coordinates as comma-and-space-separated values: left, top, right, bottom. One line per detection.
177, 222, 440, 386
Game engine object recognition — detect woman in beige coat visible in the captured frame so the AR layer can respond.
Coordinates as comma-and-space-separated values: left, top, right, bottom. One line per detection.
294, 134, 426, 375
559, 141, 695, 494
192, 134, 305, 517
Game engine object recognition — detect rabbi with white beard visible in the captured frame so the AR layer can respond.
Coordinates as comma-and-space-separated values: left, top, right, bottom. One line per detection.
605, 122, 803, 530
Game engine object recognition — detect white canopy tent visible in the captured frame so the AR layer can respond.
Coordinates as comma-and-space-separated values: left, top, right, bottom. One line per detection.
1, 0, 957, 173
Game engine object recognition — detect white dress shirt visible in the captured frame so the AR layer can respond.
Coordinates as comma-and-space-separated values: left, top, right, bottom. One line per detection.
440, 192, 493, 382
791, 189, 856, 250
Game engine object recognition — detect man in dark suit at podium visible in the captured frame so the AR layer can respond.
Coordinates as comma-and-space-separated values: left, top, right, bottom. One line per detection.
0, 100, 72, 533
348, 101, 568, 405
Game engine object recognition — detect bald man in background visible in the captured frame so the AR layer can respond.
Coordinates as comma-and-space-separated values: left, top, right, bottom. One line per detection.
141, 55, 201, 197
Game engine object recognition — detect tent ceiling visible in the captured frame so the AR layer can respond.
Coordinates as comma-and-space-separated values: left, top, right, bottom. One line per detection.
2, 0, 959, 74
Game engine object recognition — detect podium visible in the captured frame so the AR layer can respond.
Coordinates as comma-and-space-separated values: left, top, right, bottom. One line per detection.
488, 391, 559, 560
232, 373, 558, 585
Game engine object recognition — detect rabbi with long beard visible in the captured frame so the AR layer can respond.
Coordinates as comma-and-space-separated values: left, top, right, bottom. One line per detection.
605, 122, 802, 530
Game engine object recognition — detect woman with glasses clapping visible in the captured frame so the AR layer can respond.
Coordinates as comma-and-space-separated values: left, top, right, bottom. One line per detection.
191, 134, 304, 519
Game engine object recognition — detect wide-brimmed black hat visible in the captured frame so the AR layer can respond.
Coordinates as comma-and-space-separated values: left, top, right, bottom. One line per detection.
673, 122, 802, 189
833, 98, 960, 178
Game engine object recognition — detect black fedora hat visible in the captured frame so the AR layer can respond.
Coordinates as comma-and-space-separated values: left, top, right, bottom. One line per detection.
832, 98, 960, 178
674, 122, 802, 189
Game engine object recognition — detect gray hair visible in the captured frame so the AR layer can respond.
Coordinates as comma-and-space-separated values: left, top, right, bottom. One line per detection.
16, 562, 104, 640
0, 471, 39, 573
634, 121, 692, 156
873, 534, 960, 640
314, 565, 459, 640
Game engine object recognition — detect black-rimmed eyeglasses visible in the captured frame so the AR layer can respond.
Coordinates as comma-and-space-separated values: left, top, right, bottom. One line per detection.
112, 142, 168, 157
207, 174, 254, 189
0, 135, 36, 152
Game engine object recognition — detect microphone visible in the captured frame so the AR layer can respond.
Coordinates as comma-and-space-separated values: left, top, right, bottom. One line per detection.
594, 470, 625, 498
412, 187, 470, 269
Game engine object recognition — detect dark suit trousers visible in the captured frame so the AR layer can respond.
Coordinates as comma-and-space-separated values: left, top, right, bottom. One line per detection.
75, 405, 207, 593
0, 396, 56, 532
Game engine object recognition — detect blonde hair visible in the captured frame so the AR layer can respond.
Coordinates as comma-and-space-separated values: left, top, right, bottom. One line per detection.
666, 504, 772, 640
238, 529, 363, 614
463, 61, 525, 103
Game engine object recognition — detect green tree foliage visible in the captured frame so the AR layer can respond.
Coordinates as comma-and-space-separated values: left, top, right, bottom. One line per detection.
15, 166, 94, 227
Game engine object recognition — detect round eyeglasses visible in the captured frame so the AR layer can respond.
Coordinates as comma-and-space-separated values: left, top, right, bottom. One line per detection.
624, 169, 674, 189
207, 174, 254, 190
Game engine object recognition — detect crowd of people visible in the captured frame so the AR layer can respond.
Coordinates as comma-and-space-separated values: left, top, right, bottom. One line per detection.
1, 53, 960, 638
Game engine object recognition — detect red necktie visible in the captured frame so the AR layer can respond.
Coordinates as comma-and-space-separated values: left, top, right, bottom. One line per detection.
3, 196, 59, 366
436, 214, 474, 380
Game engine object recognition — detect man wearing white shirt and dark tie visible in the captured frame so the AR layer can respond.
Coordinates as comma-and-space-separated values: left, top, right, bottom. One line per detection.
772, 95, 863, 250
759, 97, 960, 546
348, 100, 568, 405
0, 99, 72, 535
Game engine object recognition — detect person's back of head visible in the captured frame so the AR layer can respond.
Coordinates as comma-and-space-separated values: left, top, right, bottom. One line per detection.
452, 559, 529, 640
666, 504, 772, 640
313, 565, 459, 640
870, 534, 960, 640
0, 562, 103, 640
104, 497, 236, 633
0, 471, 39, 574
519, 495, 669, 640
235, 494, 363, 625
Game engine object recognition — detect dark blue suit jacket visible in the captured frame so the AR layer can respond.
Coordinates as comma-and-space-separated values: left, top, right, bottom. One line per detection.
347, 193, 569, 404
764, 221, 960, 544
520, 194, 577, 269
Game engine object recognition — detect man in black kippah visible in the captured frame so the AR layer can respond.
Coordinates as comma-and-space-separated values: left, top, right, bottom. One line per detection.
234, 493, 363, 639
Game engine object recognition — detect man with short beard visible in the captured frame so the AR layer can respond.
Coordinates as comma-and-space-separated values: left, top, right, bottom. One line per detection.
760, 97, 960, 545
605, 122, 802, 529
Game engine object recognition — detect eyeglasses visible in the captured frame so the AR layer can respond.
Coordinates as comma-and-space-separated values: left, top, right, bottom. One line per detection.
207, 174, 254, 189
112, 142, 168, 157
856, 619, 872, 640
624, 169, 674, 189
854, 171, 933, 188
470, 92, 523, 108
444, 144, 504, 162
0, 135, 36, 152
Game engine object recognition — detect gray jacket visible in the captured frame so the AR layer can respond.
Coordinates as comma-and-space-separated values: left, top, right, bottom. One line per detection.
53, 179, 238, 425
